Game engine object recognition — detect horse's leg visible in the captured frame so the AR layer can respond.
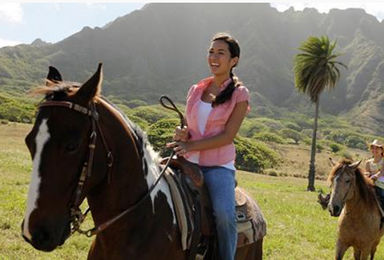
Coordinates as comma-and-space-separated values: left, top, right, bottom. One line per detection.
359, 249, 370, 260
370, 246, 377, 260
352, 247, 362, 260
235, 238, 263, 260
253, 238, 263, 260
370, 241, 380, 260
370, 250, 376, 260
335, 240, 348, 260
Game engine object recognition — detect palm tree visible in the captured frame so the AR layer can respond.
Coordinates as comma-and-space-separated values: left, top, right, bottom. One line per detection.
293, 36, 347, 191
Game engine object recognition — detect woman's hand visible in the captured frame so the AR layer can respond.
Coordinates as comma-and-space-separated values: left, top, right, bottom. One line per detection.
166, 141, 189, 156
173, 126, 189, 142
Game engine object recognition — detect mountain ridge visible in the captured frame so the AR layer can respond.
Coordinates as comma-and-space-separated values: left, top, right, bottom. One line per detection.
1, 3, 383, 134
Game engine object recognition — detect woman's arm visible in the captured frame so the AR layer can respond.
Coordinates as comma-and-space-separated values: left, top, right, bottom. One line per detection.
365, 161, 371, 176
169, 101, 248, 156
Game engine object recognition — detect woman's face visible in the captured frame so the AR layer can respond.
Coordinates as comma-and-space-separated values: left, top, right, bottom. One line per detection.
207, 40, 238, 77
371, 145, 383, 157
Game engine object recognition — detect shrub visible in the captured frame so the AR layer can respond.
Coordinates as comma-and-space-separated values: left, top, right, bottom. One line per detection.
280, 128, 302, 144
303, 137, 311, 145
316, 143, 323, 153
253, 132, 285, 144
345, 135, 366, 150
283, 122, 302, 132
125, 99, 148, 108
265, 169, 278, 177
147, 118, 180, 157
338, 150, 354, 160
257, 118, 285, 132
234, 136, 279, 173
293, 117, 312, 129
240, 119, 268, 137
330, 143, 342, 153
130, 106, 172, 125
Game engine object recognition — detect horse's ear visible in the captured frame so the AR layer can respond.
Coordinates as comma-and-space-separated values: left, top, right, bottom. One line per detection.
350, 160, 362, 169
47, 66, 63, 82
76, 63, 103, 103
329, 158, 336, 167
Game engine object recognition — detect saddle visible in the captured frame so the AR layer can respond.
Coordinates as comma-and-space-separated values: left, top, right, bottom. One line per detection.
161, 157, 267, 258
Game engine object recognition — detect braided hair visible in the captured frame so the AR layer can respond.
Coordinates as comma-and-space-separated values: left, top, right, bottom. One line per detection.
211, 32, 242, 107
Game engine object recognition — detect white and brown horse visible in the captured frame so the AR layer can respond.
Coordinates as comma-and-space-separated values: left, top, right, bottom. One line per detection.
327, 159, 384, 260
21, 64, 263, 259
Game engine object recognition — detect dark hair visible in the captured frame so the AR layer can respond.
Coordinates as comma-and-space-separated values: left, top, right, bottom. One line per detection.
211, 32, 242, 107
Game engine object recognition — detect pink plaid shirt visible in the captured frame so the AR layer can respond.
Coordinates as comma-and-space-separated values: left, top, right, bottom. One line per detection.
184, 77, 250, 166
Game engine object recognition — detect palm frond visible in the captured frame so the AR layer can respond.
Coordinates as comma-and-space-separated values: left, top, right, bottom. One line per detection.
293, 35, 347, 103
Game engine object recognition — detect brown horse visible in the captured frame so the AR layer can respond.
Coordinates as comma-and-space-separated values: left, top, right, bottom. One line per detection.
21, 64, 264, 259
327, 159, 384, 260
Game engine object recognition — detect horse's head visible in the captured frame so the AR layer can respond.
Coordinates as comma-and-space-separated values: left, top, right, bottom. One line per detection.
327, 159, 361, 217
21, 64, 104, 251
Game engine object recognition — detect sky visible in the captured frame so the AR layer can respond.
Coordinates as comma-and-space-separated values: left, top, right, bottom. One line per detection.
1, 2, 384, 48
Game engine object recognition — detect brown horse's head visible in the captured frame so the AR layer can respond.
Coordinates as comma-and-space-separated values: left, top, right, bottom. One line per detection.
327, 159, 374, 217
21, 64, 104, 251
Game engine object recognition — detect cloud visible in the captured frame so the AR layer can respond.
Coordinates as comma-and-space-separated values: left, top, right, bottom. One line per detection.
0, 38, 21, 48
84, 3, 107, 10
0, 3, 23, 23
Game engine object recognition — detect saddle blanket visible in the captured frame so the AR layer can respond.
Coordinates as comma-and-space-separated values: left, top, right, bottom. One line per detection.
164, 168, 267, 250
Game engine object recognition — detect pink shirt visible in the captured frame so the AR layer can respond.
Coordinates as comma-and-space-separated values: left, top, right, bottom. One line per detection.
184, 77, 250, 166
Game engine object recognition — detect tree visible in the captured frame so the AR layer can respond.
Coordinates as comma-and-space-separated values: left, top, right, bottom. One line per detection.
280, 128, 302, 144
293, 36, 347, 191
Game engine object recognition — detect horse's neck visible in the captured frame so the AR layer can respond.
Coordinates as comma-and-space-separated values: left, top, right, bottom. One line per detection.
87, 100, 150, 223
344, 183, 376, 218
345, 189, 363, 214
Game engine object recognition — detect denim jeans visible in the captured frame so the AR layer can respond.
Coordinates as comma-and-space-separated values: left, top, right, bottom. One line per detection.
375, 186, 384, 209
200, 166, 237, 260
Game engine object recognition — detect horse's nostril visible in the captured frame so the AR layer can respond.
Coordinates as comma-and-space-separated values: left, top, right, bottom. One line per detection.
38, 229, 51, 243
33, 228, 53, 250
334, 205, 340, 215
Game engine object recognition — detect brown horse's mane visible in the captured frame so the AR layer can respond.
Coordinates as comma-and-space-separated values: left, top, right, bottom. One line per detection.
328, 159, 376, 208
29, 80, 82, 97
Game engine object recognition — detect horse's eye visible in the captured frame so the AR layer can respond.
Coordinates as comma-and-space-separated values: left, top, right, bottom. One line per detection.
346, 180, 351, 184
65, 142, 79, 153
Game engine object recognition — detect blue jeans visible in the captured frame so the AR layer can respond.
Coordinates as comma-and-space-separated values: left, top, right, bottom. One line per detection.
200, 166, 237, 260
375, 186, 384, 208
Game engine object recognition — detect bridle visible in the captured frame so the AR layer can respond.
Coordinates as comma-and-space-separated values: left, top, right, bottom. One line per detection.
38, 97, 175, 237
39, 100, 113, 236
332, 165, 358, 215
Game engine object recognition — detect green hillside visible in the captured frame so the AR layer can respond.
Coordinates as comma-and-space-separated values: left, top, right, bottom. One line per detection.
1, 3, 384, 135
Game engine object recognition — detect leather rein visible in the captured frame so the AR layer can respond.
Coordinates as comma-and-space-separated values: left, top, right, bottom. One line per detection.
38, 98, 175, 237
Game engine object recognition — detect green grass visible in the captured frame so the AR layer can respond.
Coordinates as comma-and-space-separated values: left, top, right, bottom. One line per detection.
0, 123, 92, 259
0, 123, 383, 259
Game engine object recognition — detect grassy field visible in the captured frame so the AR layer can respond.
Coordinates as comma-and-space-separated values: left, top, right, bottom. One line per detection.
0, 123, 382, 259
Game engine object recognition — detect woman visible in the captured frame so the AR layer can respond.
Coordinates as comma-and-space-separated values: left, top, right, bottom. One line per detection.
365, 139, 384, 207
167, 32, 250, 260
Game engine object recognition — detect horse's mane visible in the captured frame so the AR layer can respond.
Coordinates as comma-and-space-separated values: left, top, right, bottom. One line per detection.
30, 80, 101, 102
29, 80, 82, 97
328, 159, 376, 208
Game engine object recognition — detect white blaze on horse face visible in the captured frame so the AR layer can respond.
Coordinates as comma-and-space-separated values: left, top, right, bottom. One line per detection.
329, 175, 340, 216
23, 119, 50, 240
